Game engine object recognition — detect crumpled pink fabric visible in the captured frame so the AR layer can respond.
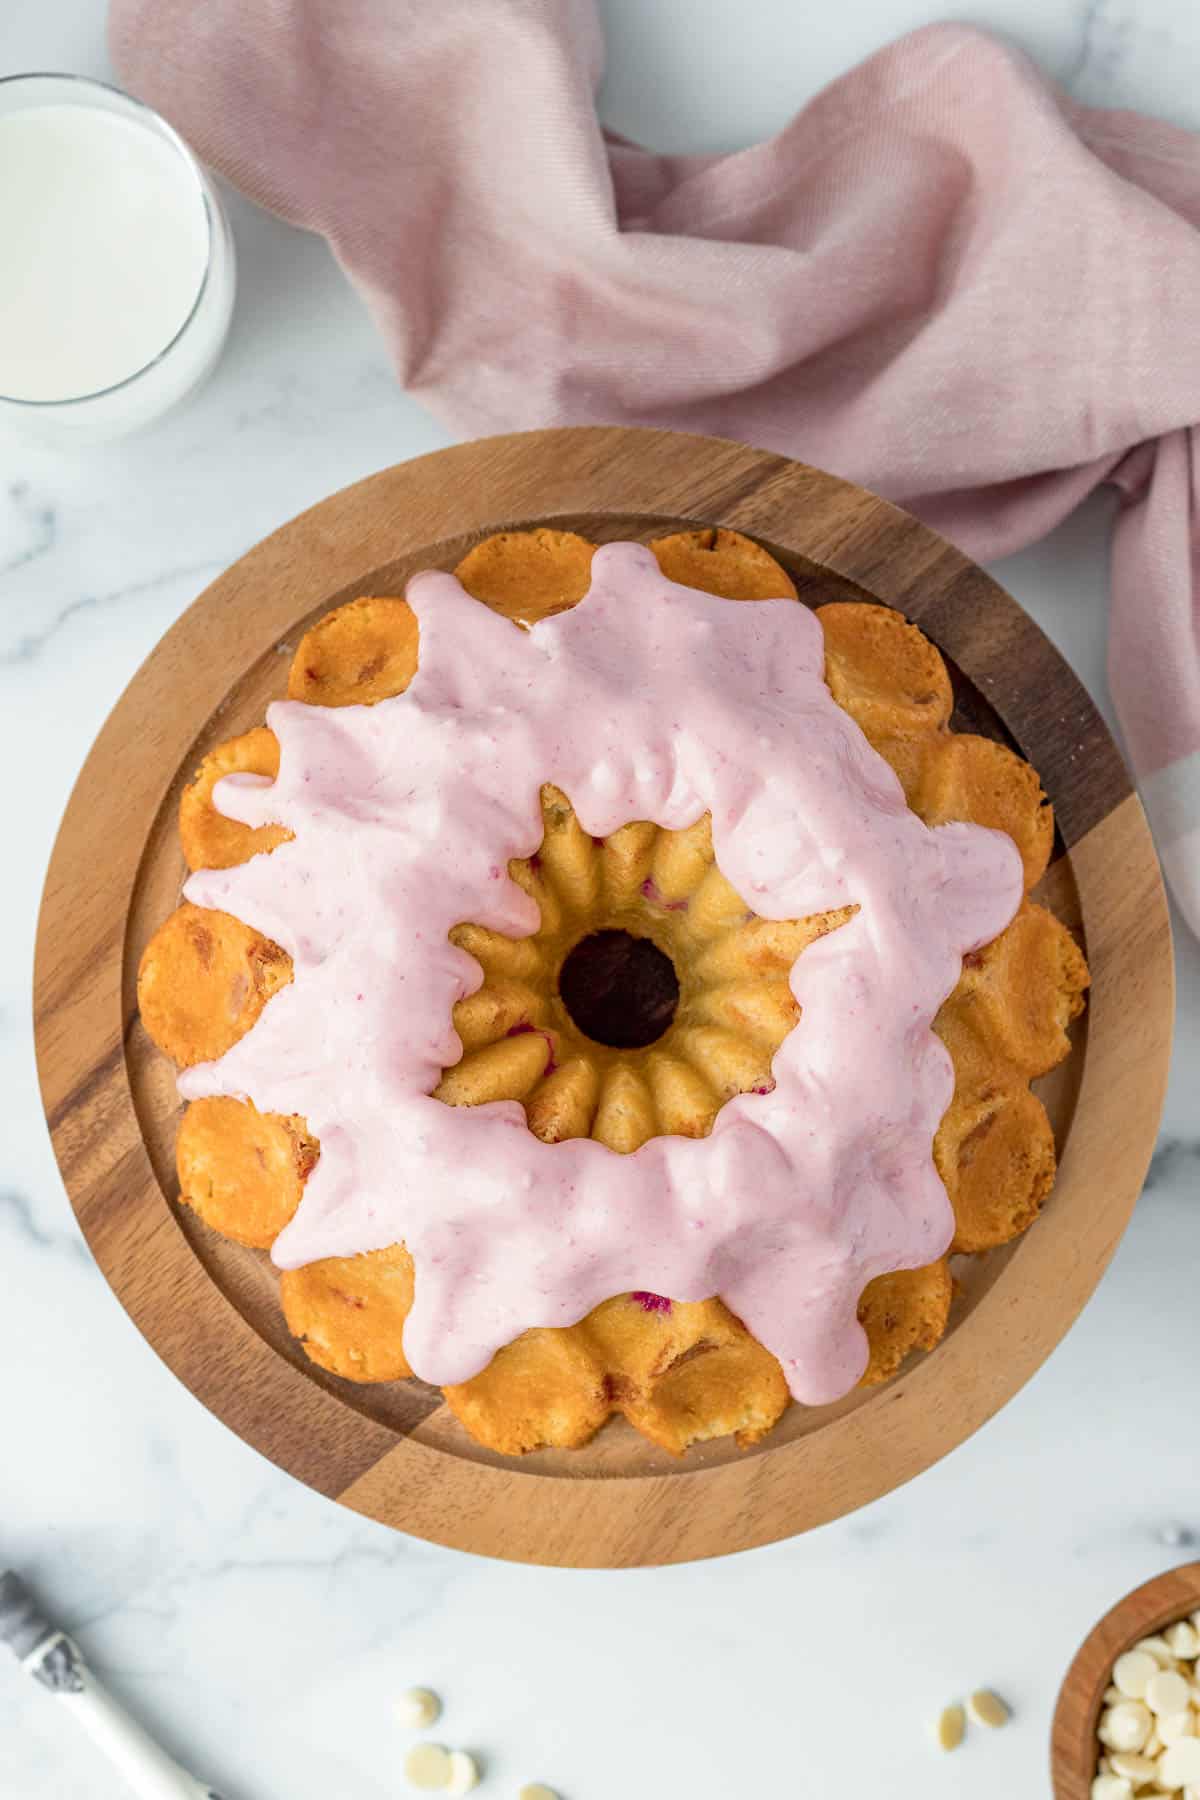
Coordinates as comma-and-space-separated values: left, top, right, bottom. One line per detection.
109, 2, 1200, 932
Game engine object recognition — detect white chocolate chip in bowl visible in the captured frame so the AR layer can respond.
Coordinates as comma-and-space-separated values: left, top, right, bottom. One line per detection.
1114, 1651, 1160, 1699
1160, 1710, 1198, 1745
1109, 1751, 1159, 1785
1159, 1738, 1200, 1790
1148, 1673, 1194, 1718
1091, 1776, 1134, 1800
1100, 1702, 1153, 1752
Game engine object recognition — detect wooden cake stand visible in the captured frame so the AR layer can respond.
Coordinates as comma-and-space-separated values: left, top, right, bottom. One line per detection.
35, 428, 1173, 1566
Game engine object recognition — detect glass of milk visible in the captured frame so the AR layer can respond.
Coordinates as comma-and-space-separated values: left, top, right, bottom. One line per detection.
0, 73, 236, 446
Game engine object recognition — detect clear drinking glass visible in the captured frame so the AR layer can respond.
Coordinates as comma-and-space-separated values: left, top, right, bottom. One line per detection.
0, 73, 236, 446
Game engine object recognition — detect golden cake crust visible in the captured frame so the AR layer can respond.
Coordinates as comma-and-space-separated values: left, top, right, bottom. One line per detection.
177, 1096, 315, 1248
138, 901, 292, 1068
138, 524, 1089, 1456
179, 727, 289, 872
280, 1244, 415, 1383
287, 596, 418, 708
857, 1260, 954, 1386
456, 526, 596, 623
648, 526, 799, 601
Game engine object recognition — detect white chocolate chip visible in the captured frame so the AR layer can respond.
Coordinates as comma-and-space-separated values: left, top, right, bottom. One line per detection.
1116, 1653, 1162, 1700
1160, 1739, 1200, 1789
1146, 1727, 1165, 1757
968, 1688, 1011, 1727
1102, 1703, 1153, 1752
1136, 1638, 1178, 1667
518, 1788, 560, 1800
1161, 1711, 1197, 1745
935, 1702, 965, 1750
1162, 1745, 1200, 1789
404, 1743, 452, 1790
397, 1688, 443, 1730
1149, 1673, 1193, 1718
1091, 1777, 1134, 1800
1110, 1751, 1160, 1785
1167, 1625, 1200, 1661
445, 1750, 479, 1796
1106, 1687, 1126, 1705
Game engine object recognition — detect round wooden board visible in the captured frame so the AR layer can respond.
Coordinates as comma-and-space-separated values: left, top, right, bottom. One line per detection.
35, 427, 1173, 1567
1051, 1562, 1200, 1795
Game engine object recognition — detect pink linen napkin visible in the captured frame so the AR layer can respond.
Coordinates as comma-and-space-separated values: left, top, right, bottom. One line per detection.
109, 3, 1200, 933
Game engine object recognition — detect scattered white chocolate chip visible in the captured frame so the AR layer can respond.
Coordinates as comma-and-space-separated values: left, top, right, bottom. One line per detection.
1101, 1702, 1153, 1752
393, 1695, 556, 1800
1115, 1651, 1161, 1700
968, 1688, 1011, 1728
404, 1743, 453, 1790
935, 1702, 965, 1751
1160, 1710, 1198, 1744
397, 1688, 443, 1730
1148, 1672, 1193, 1718
1110, 1751, 1159, 1784
1091, 1776, 1133, 1800
445, 1750, 479, 1796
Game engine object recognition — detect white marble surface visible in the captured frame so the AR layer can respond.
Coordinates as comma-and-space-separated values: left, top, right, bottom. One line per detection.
2, 3, 1199, 1797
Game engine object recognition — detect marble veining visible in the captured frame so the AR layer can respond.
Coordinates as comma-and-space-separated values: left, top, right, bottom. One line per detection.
1, 482, 57, 579
2, 2, 1199, 1797
0, 1187, 91, 1264
1142, 1137, 1200, 1195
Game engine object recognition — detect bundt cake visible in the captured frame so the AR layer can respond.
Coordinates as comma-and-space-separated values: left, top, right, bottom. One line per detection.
137, 524, 1088, 1456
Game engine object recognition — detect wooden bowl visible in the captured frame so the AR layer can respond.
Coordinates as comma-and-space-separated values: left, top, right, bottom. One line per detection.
1052, 1562, 1200, 1796
34, 427, 1174, 1566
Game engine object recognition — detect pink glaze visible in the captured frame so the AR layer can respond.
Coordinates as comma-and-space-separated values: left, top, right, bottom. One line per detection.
180, 542, 1022, 1404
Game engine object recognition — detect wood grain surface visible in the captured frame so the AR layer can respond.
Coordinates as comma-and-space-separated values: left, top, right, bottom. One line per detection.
34, 427, 1174, 1565
1052, 1562, 1200, 1797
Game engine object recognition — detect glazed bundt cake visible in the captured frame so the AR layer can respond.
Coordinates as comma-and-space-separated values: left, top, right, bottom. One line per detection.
138, 524, 1088, 1456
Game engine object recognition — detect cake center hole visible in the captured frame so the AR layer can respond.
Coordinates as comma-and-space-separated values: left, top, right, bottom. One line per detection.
558, 929, 680, 1050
